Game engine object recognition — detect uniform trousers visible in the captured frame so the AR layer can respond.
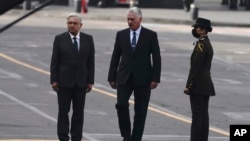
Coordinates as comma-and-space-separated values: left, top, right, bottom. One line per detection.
190, 94, 210, 141
116, 75, 151, 141
57, 86, 86, 141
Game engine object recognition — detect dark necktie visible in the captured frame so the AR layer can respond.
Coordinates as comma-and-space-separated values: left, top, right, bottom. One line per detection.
73, 36, 78, 51
131, 31, 136, 52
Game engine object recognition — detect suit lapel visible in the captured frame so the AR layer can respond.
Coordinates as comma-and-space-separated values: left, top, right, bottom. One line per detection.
135, 27, 144, 51
65, 33, 78, 54
79, 33, 84, 53
79, 33, 90, 56
124, 29, 133, 53
126, 29, 131, 45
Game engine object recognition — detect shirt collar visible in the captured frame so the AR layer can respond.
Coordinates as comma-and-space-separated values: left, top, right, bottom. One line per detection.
69, 32, 80, 39
130, 26, 142, 35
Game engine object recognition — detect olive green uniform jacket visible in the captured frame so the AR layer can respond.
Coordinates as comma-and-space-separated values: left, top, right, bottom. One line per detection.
186, 36, 215, 96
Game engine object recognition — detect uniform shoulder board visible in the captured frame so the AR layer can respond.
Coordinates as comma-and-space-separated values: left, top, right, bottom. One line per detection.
196, 42, 204, 52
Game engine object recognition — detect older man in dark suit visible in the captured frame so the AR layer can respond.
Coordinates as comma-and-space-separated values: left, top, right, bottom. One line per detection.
50, 13, 95, 141
108, 7, 161, 141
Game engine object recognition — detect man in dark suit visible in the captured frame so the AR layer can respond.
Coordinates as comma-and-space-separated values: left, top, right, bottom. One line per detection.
50, 13, 95, 141
108, 7, 161, 141
184, 17, 215, 141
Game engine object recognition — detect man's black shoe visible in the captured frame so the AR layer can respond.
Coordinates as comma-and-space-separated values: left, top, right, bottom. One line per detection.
123, 137, 131, 141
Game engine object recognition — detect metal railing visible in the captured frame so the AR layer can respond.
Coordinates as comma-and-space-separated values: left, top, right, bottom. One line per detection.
0, 0, 56, 33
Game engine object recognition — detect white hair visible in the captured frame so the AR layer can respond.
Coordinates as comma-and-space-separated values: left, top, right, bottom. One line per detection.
127, 7, 142, 18
67, 13, 82, 23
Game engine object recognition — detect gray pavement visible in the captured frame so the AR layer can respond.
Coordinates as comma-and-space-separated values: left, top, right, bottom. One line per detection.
2, 0, 250, 27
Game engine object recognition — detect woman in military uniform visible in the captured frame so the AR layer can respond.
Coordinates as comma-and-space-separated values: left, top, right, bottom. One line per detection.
184, 17, 216, 141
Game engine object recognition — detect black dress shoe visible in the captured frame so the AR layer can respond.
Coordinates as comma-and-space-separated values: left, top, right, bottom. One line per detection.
123, 137, 131, 141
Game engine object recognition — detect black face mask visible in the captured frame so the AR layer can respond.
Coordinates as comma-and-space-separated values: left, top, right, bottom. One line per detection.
192, 28, 200, 38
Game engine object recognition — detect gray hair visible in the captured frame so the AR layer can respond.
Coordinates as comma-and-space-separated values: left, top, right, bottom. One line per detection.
67, 13, 82, 23
127, 7, 142, 18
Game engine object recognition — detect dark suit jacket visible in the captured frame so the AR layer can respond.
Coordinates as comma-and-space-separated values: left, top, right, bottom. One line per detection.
50, 32, 95, 88
186, 36, 215, 96
108, 27, 161, 86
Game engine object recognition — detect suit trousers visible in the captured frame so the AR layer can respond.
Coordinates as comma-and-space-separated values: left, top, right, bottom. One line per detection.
57, 86, 86, 141
190, 95, 210, 141
116, 75, 151, 141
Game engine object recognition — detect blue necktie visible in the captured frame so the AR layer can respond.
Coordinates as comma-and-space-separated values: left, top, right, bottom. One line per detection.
131, 31, 136, 52
73, 37, 78, 51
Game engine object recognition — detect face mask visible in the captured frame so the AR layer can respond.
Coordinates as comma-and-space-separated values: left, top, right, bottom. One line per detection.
192, 28, 200, 38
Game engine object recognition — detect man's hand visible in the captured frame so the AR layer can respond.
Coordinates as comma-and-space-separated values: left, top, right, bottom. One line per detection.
51, 82, 59, 92
150, 82, 158, 89
86, 84, 92, 93
109, 81, 117, 89
184, 88, 190, 94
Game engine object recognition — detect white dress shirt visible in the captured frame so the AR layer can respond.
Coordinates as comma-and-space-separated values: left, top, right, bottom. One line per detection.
69, 32, 80, 51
